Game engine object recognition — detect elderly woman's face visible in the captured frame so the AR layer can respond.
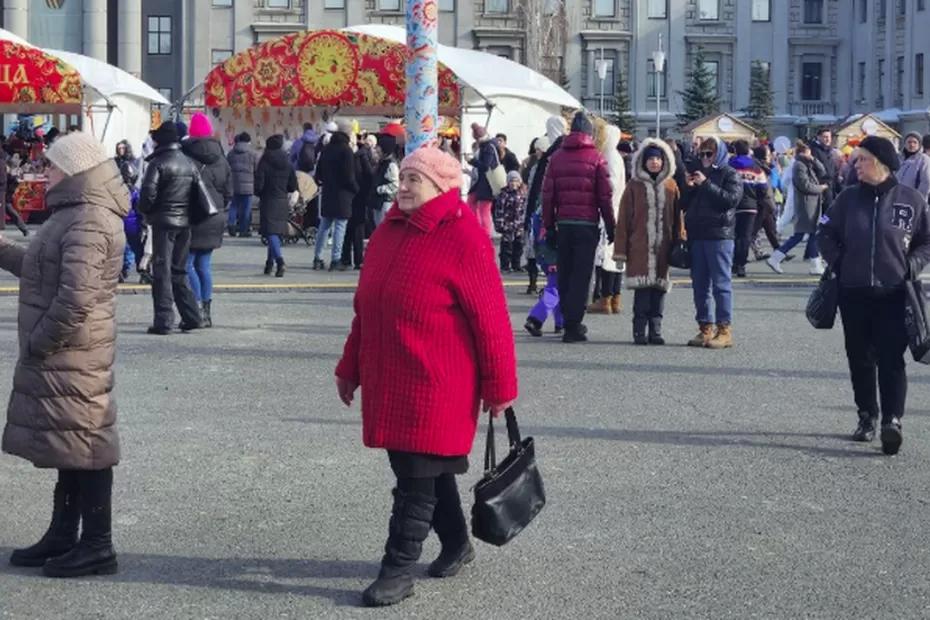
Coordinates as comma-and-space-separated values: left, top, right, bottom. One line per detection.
854, 150, 887, 185
397, 169, 441, 212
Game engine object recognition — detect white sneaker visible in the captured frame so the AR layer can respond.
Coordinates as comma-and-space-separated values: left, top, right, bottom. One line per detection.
809, 257, 825, 276
766, 250, 785, 274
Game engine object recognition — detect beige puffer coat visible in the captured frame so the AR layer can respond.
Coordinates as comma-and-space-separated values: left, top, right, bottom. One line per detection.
0, 161, 128, 470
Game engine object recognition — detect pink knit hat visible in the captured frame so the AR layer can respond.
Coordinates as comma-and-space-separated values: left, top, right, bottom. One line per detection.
471, 122, 487, 140
400, 147, 462, 194
189, 112, 213, 138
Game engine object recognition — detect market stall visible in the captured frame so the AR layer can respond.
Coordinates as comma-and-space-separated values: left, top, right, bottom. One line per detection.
682, 113, 760, 144
202, 29, 461, 147
835, 113, 901, 150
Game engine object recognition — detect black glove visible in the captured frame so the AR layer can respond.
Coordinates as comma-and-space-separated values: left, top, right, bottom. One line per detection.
545, 226, 558, 250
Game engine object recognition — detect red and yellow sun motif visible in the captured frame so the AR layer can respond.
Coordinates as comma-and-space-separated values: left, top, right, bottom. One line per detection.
297, 32, 359, 101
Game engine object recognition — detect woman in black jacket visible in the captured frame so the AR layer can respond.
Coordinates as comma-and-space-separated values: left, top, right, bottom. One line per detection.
255, 134, 297, 277
819, 136, 930, 455
182, 113, 232, 327
314, 124, 358, 271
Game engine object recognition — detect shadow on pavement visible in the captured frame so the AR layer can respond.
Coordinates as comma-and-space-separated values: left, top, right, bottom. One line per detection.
281, 417, 883, 459
0, 549, 372, 606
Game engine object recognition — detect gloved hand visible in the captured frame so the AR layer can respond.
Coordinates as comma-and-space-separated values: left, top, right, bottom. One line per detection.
615, 260, 626, 273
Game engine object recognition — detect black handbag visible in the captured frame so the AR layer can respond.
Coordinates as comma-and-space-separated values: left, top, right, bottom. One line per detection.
471, 408, 545, 547
806, 268, 839, 329
668, 240, 691, 269
904, 278, 930, 364
190, 164, 219, 226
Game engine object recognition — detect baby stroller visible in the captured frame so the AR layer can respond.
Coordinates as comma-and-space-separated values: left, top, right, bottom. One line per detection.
261, 171, 318, 246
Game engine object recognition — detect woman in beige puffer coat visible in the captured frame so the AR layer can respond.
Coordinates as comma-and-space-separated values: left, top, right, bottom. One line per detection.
0, 131, 127, 578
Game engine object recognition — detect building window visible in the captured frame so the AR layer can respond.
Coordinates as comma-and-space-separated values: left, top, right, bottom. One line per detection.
323, 0, 344, 8
860, 0, 868, 22
157, 88, 172, 103
267, 0, 290, 7
647, 59, 666, 98
920, 0, 926, 11
647, 0, 666, 18
877, 58, 885, 105
752, 0, 770, 21
917, 54, 925, 95
705, 60, 719, 94
212, 0, 232, 6
858, 62, 866, 101
593, 0, 615, 17
378, 0, 401, 9
147, 16, 171, 55
440, 0, 455, 11
801, 61, 822, 100
898, 0, 907, 15
486, 0, 509, 13
878, 0, 886, 17
897, 55, 905, 99
803, 0, 824, 23
211, 49, 232, 65
698, 0, 719, 19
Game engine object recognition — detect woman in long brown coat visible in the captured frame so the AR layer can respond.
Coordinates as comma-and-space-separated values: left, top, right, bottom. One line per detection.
0, 132, 127, 578
613, 139, 684, 344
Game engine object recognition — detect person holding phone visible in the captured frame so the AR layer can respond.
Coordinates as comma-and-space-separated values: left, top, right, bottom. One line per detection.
681, 137, 743, 348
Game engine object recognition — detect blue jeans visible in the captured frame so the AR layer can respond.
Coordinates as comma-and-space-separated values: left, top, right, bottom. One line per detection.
186, 249, 213, 302
229, 195, 252, 234
123, 244, 135, 275
777, 232, 819, 259
266, 234, 283, 262
314, 217, 348, 262
690, 240, 734, 325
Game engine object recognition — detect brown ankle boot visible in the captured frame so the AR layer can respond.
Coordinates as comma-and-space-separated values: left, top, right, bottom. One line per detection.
706, 324, 733, 349
687, 323, 716, 347
586, 297, 611, 314
609, 294, 623, 314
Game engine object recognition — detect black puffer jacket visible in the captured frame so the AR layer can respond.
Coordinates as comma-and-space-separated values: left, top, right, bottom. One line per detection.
819, 176, 930, 290
681, 141, 743, 241
183, 138, 233, 251
315, 132, 358, 220
138, 143, 198, 229
353, 144, 376, 220
255, 138, 297, 237
810, 139, 839, 205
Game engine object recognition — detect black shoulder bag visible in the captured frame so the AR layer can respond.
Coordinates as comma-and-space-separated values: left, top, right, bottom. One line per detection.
806, 267, 839, 329
471, 408, 546, 546
190, 164, 219, 226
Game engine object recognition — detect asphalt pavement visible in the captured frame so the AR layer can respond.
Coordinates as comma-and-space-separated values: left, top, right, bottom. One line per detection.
1, 235, 930, 618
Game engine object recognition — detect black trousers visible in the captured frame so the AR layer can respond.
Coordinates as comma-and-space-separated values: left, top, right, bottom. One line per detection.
340, 215, 366, 267
556, 224, 600, 327
733, 212, 757, 269
752, 202, 779, 251
395, 473, 467, 548
838, 288, 908, 422
632, 288, 666, 336
499, 239, 523, 270
151, 226, 201, 329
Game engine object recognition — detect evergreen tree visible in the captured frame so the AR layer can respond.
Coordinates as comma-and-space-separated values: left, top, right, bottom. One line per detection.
746, 60, 775, 137
677, 47, 721, 126
611, 71, 636, 135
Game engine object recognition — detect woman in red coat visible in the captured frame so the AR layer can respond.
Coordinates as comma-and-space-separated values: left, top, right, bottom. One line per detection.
335, 147, 518, 607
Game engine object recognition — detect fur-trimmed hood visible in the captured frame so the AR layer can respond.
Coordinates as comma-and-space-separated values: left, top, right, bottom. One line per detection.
632, 138, 676, 185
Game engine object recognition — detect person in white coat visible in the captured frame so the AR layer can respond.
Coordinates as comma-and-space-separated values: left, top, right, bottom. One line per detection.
587, 122, 627, 314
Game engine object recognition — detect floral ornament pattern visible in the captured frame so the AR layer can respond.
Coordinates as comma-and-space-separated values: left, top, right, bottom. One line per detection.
0, 40, 81, 108
204, 29, 460, 114
405, 0, 440, 153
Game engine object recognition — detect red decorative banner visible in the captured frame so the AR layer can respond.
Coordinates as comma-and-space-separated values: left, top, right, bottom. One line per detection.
0, 40, 81, 107
204, 30, 460, 115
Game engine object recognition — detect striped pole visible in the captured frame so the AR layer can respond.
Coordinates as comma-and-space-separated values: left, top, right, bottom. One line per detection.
405, 0, 439, 154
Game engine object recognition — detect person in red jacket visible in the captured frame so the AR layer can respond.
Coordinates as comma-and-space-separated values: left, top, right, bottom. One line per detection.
335, 147, 518, 608
542, 111, 616, 342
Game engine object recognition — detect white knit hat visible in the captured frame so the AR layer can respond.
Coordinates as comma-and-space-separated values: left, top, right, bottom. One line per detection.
45, 131, 110, 177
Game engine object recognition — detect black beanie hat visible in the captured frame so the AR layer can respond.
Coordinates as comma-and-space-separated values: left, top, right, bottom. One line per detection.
859, 136, 900, 172
642, 144, 664, 162
150, 121, 179, 146
752, 145, 769, 160
266, 134, 284, 150
237, 131, 251, 143
570, 111, 594, 137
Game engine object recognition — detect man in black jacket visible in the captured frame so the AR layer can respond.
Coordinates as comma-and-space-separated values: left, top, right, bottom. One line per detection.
810, 126, 839, 207
137, 121, 203, 334
495, 134, 521, 174
682, 136, 743, 349
314, 121, 358, 271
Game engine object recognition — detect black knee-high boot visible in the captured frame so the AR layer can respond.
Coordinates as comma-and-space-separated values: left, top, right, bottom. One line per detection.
526, 258, 539, 294
43, 468, 117, 578
363, 486, 437, 606
427, 474, 473, 578
10, 471, 80, 567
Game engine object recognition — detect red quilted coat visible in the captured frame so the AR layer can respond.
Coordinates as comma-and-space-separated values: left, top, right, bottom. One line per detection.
541, 132, 615, 231
335, 189, 518, 456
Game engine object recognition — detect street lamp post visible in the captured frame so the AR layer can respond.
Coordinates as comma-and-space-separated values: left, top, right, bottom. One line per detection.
652, 34, 666, 138
596, 47, 608, 118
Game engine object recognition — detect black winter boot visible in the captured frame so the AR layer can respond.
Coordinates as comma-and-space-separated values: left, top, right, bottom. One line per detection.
362, 489, 437, 607
881, 418, 903, 456
43, 468, 118, 578
851, 410, 878, 442
427, 475, 473, 578
562, 323, 588, 343
632, 317, 648, 345
263, 260, 274, 275
10, 474, 80, 567
201, 300, 212, 328
526, 259, 539, 295
648, 318, 665, 345
275, 260, 286, 278
523, 317, 543, 337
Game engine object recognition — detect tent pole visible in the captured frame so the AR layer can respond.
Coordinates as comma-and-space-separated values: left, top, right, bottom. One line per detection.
100, 104, 114, 144
405, 0, 438, 154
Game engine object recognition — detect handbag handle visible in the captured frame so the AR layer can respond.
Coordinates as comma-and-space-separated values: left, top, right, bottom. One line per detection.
483, 408, 522, 473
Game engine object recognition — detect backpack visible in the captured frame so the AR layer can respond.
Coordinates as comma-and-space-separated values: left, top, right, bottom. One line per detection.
297, 139, 316, 173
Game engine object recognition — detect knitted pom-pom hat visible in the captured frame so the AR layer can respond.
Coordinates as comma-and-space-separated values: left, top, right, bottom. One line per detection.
45, 131, 110, 177
400, 147, 463, 194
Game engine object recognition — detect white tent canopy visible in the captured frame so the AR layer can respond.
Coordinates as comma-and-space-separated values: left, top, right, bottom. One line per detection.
44, 49, 169, 105
343, 24, 580, 110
